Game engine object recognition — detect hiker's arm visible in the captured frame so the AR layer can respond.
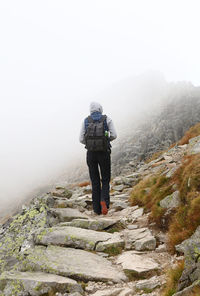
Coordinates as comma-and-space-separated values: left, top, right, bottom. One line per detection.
79, 121, 86, 144
107, 117, 117, 141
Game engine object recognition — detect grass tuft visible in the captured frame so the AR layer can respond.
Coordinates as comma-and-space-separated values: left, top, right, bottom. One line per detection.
130, 174, 173, 228
168, 154, 200, 252
178, 122, 200, 145
162, 260, 184, 296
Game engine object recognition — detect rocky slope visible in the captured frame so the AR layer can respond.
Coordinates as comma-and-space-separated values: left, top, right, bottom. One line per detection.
2, 128, 200, 295
1, 123, 200, 295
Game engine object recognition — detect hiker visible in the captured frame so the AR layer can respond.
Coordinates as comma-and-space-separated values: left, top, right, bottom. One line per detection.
79, 102, 117, 215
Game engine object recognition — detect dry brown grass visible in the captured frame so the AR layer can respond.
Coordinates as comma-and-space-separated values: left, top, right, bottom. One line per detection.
162, 260, 184, 296
178, 122, 200, 145
168, 154, 200, 252
130, 174, 173, 227
188, 286, 200, 295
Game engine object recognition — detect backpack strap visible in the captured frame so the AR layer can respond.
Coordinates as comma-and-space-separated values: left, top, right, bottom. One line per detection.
87, 116, 94, 123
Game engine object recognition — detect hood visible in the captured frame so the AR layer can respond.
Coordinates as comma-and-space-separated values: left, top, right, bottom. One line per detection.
90, 102, 103, 114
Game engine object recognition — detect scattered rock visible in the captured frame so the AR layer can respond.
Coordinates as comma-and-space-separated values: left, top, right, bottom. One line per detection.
52, 188, 72, 199
112, 185, 125, 192
112, 201, 128, 211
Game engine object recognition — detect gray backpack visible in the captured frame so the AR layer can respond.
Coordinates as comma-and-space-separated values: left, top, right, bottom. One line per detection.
85, 115, 109, 151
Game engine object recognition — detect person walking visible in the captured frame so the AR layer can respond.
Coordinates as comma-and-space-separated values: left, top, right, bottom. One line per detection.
79, 102, 117, 215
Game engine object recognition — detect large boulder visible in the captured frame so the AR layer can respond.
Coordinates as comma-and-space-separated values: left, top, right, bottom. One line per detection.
22, 245, 127, 283
0, 271, 83, 296
176, 226, 200, 291
160, 191, 181, 209
34, 226, 124, 252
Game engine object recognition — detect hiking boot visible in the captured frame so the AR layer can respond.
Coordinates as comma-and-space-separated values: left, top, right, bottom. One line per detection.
100, 201, 108, 215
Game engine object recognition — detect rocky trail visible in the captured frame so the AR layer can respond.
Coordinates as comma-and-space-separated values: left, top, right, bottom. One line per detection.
1, 135, 200, 295
0, 176, 179, 295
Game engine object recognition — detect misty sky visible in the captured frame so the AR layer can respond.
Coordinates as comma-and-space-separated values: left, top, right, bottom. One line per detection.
0, 0, 200, 209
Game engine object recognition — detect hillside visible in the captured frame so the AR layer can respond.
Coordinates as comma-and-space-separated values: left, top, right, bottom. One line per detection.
1, 123, 200, 295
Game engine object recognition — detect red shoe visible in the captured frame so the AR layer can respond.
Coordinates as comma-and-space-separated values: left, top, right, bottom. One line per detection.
100, 201, 108, 215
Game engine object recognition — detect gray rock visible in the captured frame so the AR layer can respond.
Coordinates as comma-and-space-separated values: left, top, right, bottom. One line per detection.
117, 251, 160, 278
131, 208, 144, 221
111, 194, 129, 200
160, 191, 181, 209
124, 228, 156, 251
0, 271, 83, 295
127, 225, 138, 230
53, 198, 87, 209
112, 185, 125, 192
188, 135, 200, 154
112, 201, 128, 211
155, 244, 167, 253
23, 245, 127, 283
175, 226, 200, 291
96, 233, 125, 252
34, 226, 124, 252
173, 280, 200, 295
50, 208, 88, 222
58, 218, 119, 230
90, 287, 133, 296
51, 188, 72, 198
135, 276, 161, 290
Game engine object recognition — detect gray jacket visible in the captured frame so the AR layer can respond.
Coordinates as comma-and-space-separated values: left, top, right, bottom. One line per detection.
79, 102, 117, 145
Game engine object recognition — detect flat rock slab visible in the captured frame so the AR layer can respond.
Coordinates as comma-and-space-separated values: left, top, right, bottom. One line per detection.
50, 208, 88, 222
135, 275, 161, 290
53, 198, 87, 209
58, 217, 119, 230
0, 271, 83, 296
24, 245, 127, 283
116, 251, 160, 279
90, 287, 133, 296
124, 228, 156, 251
34, 226, 124, 251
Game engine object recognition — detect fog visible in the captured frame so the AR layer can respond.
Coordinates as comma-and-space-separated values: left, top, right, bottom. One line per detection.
1, 0, 200, 216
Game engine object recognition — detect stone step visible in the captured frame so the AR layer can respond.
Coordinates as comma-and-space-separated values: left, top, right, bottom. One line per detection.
50, 208, 89, 222
90, 287, 133, 296
116, 251, 160, 279
0, 271, 83, 295
58, 217, 119, 230
23, 245, 127, 283
34, 226, 124, 252
123, 228, 156, 251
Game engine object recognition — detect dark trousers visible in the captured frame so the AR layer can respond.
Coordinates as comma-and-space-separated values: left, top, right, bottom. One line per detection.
86, 151, 111, 214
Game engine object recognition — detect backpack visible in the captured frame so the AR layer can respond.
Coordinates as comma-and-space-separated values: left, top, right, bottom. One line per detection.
84, 115, 109, 151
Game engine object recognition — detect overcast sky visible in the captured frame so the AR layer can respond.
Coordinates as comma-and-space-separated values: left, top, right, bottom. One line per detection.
0, 0, 200, 210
